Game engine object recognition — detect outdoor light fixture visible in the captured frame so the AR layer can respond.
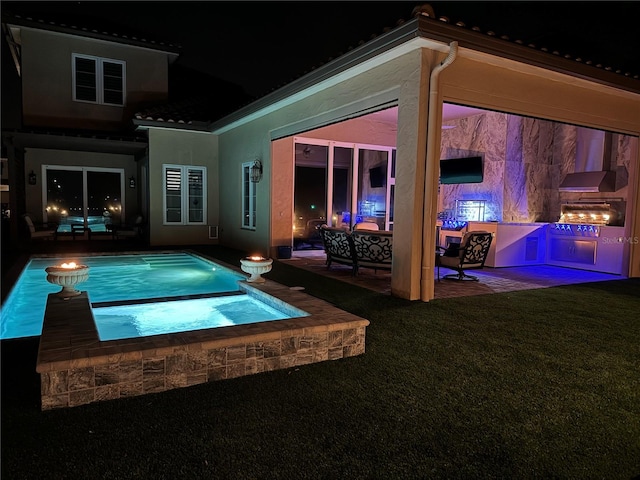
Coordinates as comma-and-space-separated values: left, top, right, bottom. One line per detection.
250, 160, 263, 183
28, 170, 37, 185
129, 176, 136, 188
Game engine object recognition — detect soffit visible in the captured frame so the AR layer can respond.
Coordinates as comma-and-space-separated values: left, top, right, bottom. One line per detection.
210, 14, 639, 134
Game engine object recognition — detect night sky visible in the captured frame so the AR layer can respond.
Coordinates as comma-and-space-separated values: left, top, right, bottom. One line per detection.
2, 1, 638, 99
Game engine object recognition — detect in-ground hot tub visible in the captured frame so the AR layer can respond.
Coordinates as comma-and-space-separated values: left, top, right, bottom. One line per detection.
34, 253, 369, 410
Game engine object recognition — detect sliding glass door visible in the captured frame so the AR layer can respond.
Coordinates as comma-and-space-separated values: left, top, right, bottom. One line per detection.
44, 166, 124, 232
293, 138, 395, 245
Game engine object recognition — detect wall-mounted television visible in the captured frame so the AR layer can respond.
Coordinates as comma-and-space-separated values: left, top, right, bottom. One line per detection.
369, 165, 386, 188
439, 156, 483, 184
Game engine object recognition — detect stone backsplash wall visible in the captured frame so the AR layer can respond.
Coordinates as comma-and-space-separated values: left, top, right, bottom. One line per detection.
440, 110, 634, 224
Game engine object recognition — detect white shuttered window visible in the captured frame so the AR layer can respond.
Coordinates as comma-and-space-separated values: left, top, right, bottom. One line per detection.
163, 165, 206, 225
72, 54, 125, 106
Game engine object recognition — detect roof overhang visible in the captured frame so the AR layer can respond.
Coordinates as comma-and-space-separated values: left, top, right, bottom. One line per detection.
2, 130, 148, 157
2, 13, 181, 59
209, 15, 639, 135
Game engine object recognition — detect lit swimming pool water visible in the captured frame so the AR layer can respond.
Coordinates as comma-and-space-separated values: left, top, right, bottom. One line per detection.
0, 252, 270, 340
93, 294, 300, 341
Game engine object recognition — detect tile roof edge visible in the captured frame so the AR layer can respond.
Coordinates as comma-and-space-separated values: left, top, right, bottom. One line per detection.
2, 11, 181, 55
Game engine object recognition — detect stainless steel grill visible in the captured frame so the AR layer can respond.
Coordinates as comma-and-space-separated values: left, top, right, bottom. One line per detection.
558, 202, 614, 225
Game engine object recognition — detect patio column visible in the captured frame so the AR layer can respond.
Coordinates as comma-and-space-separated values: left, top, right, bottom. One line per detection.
391, 49, 435, 300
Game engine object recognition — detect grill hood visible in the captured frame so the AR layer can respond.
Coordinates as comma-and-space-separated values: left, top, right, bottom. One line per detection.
558, 170, 616, 192
559, 128, 615, 192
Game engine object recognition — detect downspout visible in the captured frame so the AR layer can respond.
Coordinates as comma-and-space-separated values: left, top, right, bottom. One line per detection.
420, 41, 458, 301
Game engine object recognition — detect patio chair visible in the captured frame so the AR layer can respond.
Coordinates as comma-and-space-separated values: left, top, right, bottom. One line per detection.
436, 230, 493, 281
107, 214, 145, 241
22, 213, 57, 241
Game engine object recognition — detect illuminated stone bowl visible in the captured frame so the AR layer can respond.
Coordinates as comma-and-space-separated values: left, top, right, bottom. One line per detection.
240, 256, 273, 283
45, 262, 90, 298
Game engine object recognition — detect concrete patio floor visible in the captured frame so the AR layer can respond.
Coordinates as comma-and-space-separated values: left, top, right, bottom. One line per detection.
284, 249, 623, 298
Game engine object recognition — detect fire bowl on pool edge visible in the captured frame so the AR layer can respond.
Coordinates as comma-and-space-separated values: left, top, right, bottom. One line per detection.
45, 263, 90, 298
240, 257, 273, 283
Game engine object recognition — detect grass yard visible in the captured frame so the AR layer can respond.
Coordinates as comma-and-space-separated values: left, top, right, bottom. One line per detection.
2, 247, 639, 479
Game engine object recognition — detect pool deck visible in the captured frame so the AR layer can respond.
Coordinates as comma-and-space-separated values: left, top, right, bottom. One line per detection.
36, 276, 369, 410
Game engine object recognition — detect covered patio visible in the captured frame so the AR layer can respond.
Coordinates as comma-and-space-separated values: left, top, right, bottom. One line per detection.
283, 249, 622, 298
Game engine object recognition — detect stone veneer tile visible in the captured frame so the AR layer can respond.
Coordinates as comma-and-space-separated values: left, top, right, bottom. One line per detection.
208, 348, 226, 367
187, 373, 207, 386
246, 342, 264, 359
263, 340, 281, 358
295, 353, 314, 366
95, 384, 120, 402
120, 360, 143, 383
68, 367, 95, 391
41, 371, 68, 395
166, 374, 188, 389
120, 382, 143, 397
344, 343, 365, 357
227, 363, 245, 379
143, 358, 165, 379
280, 355, 297, 370
69, 389, 94, 407
208, 366, 227, 381
42, 394, 69, 410
342, 328, 357, 345
143, 378, 165, 393
328, 331, 343, 348
165, 353, 187, 375
263, 357, 280, 372
328, 347, 344, 360
226, 345, 247, 363
281, 336, 299, 355
95, 364, 120, 386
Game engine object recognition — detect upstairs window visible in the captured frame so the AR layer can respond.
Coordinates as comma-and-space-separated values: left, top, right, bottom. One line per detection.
72, 54, 125, 106
163, 165, 207, 225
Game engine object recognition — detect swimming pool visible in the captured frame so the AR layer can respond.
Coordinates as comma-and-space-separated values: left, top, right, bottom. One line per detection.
0, 252, 295, 340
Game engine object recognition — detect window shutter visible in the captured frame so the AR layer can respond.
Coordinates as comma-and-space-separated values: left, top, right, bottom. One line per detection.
165, 167, 182, 223
102, 61, 124, 105
75, 56, 97, 102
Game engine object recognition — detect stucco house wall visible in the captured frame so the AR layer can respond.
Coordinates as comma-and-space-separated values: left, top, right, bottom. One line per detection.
216, 49, 428, 273
147, 128, 218, 246
20, 28, 170, 130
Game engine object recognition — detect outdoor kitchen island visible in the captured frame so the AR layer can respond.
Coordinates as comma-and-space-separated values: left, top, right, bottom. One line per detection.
441, 221, 626, 275
465, 222, 625, 275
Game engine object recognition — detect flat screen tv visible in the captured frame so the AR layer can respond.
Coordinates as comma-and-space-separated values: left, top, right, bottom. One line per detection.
439, 156, 483, 184
369, 165, 386, 188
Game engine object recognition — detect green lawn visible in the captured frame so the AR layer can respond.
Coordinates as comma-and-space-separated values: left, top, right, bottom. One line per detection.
2, 248, 639, 479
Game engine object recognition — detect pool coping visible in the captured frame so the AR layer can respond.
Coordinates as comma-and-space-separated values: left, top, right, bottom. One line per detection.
34, 251, 370, 409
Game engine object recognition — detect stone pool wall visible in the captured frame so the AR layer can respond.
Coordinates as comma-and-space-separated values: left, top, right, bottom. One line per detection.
37, 281, 369, 410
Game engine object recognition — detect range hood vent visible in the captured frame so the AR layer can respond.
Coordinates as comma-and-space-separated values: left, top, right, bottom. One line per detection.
559, 171, 616, 192
559, 128, 616, 192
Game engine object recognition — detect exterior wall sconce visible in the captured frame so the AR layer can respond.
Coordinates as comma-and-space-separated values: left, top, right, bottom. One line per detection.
28, 170, 37, 185
129, 176, 136, 188
250, 160, 263, 183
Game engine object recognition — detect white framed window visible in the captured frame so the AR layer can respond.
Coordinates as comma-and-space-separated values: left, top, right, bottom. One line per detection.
242, 162, 257, 229
163, 164, 206, 225
72, 54, 126, 106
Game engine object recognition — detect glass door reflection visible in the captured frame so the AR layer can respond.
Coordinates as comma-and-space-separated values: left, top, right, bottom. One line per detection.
45, 167, 124, 233
87, 170, 123, 231
45, 169, 83, 232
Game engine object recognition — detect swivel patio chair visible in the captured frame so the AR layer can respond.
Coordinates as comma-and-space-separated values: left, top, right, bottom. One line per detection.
22, 213, 57, 241
436, 231, 493, 281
